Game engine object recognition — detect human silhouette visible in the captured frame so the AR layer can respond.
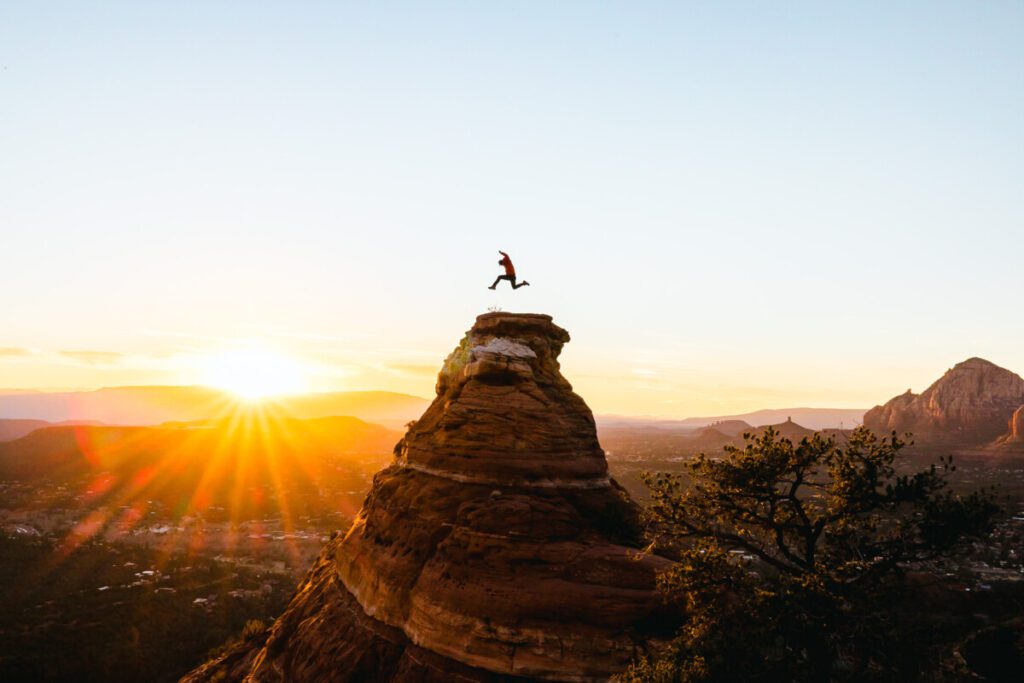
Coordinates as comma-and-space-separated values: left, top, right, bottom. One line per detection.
488, 250, 530, 290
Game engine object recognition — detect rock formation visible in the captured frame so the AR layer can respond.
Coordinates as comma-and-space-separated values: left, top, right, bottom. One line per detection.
864, 358, 1024, 447
183, 313, 675, 683
702, 420, 752, 438
755, 417, 815, 442
992, 405, 1024, 449
1008, 406, 1024, 442
692, 418, 814, 449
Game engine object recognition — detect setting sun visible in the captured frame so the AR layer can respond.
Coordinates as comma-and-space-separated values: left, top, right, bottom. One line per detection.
199, 349, 308, 400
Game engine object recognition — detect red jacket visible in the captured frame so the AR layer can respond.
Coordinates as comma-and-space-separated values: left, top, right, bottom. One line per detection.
499, 254, 515, 276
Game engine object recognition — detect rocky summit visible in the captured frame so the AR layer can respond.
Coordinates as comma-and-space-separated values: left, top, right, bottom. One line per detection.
864, 358, 1024, 448
182, 312, 675, 683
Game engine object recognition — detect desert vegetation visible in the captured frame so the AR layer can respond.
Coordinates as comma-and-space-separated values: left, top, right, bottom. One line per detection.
625, 427, 1007, 682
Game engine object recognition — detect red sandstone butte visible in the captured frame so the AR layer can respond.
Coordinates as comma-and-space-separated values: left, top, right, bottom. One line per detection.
864, 357, 1024, 448
182, 313, 676, 683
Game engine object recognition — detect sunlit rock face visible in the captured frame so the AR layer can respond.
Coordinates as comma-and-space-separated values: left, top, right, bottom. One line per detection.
405, 312, 611, 486
992, 405, 1024, 449
183, 313, 674, 683
1011, 406, 1024, 441
864, 358, 1024, 447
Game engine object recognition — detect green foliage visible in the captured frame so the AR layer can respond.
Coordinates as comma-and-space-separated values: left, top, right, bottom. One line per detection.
626, 427, 1000, 682
443, 334, 472, 377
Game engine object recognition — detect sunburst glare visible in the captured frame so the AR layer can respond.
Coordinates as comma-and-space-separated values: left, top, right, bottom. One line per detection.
199, 349, 308, 400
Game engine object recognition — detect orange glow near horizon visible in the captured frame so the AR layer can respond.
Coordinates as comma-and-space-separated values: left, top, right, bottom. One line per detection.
33, 398, 353, 586
198, 349, 309, 400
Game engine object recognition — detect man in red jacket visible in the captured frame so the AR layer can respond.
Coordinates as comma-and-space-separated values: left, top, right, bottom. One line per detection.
488, 250, 530, 290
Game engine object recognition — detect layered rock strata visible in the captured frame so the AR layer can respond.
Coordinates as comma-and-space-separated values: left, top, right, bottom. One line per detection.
183, 313, 674, 683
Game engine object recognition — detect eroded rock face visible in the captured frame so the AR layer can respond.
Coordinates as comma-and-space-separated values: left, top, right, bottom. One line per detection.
183, 313, 675, 683
992, 405, 1024, 449
864, 358, 1024, 447
1012, 406, 1024, 441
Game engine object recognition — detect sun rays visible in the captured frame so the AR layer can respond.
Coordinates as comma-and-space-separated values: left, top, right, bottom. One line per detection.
32, 396, 378, 590
199, 349, 309, 400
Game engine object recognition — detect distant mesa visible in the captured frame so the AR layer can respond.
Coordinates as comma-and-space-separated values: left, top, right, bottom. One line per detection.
692, 420, 754, 448
0, 418, 104, 443
703, 419, 753, 437
708, 417, 815, 443
0, 415, 400, 482
695, 425, 734, 442
184, 312, 677, 682
0, 419, 52, 442
597, 407, 865, 432
864, 357, 1024, 449
0, 387, 429, 430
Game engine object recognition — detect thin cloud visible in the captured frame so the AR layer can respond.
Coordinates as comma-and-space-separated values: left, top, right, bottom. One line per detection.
58, 350, 126, 366
0, 347, 34, 358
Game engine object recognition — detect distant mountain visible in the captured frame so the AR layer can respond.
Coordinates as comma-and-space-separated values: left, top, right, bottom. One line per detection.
0, 386, 429, 429
687, 420, 755, 449
864, 358, 1024, 448
756, 416, 816, 441
597, 407, 865, 432
0, 418, 104, 442
696, 426, 732, 440
703, 419, 754, 437
0, 416, 402, 520
684, 417, 816, 450
0, 419, 50, 442
277, 391, 429, 429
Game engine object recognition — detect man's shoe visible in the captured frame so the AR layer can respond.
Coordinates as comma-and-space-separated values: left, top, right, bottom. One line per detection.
488, 285, 496, 290
522, 281, 530, 286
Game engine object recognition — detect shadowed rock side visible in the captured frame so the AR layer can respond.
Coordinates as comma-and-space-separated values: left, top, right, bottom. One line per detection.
864, 358, 1024, 447
182, 313, 677, 683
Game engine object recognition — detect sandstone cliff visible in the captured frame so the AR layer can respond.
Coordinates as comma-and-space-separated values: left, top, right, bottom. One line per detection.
864, 358, 1024, 447
992, 405, 1024, 449
182, 313, 675, 683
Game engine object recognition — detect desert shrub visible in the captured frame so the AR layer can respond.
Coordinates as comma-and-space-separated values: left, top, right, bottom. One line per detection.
624, 427, 999, 682
241, 618, 267, 642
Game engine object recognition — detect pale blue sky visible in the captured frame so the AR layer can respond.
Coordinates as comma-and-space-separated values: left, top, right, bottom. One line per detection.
2, 2, 1022, 416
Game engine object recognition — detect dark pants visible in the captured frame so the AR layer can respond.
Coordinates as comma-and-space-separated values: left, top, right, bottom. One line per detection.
491, 274, 527, 289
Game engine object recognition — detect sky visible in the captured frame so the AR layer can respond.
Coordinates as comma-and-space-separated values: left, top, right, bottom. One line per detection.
1, 1, 1022, 417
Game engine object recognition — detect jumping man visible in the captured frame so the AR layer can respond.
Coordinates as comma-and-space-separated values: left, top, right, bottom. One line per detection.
488, 250, 530, 290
